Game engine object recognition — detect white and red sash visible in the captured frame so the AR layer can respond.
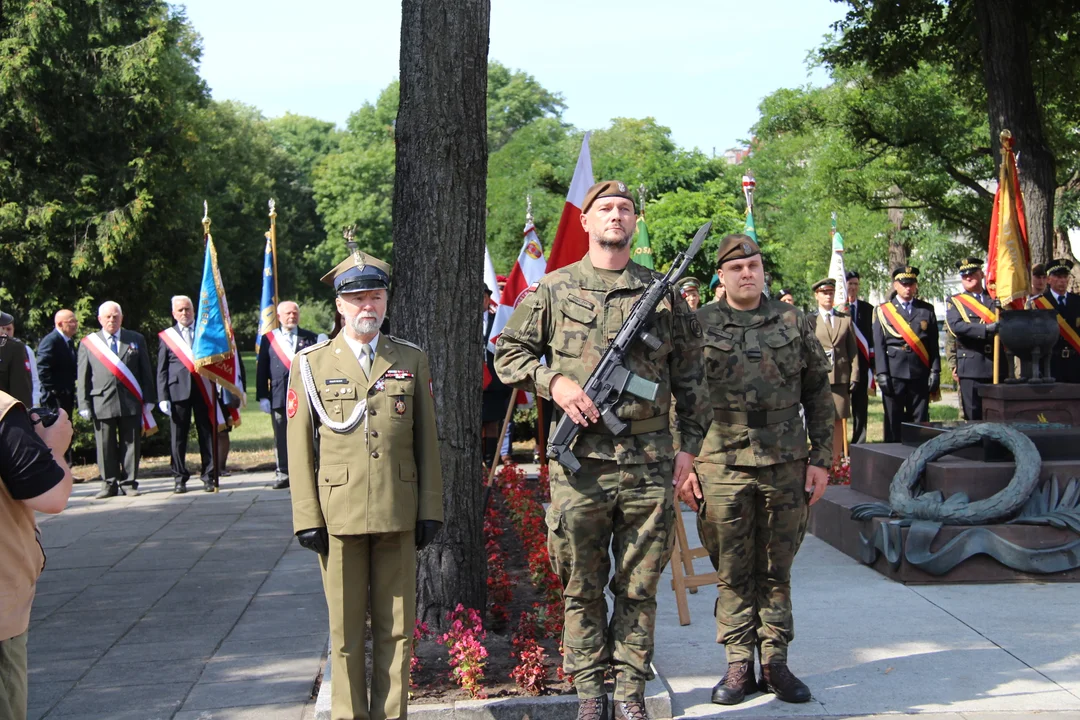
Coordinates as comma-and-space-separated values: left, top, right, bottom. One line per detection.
159, 328, 228, 430
82, 333, 157, 435
267, 330, 295, 370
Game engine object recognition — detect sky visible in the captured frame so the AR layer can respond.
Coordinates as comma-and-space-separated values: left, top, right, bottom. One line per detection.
175, 0, 848, 154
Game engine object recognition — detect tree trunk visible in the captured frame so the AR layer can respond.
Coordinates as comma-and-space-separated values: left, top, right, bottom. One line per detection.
392, 0, 490, 629
975, 0, 1056, 267
887, 191, 908, 272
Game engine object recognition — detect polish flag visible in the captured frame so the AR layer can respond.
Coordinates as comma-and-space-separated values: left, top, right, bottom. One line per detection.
483, 245, 501, 311
488, 223, 548, 353
545, 132, 594, 273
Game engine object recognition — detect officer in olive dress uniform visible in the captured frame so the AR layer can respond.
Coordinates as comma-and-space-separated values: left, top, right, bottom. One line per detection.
1040, 258, 1080, 383
288, 250, 443, 720
945, 258, 998, 420
873, 266, 940, 442
496, 180, 711, 720
680, 235, 832, 707
0, 310, 33, 408
807, 278, 862, 465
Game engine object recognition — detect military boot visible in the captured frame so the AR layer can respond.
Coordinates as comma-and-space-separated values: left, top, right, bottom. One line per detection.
760, 662, 811, 703
710, 659, 756, 705
575, 695, 608, 720
613, 699, 649, 719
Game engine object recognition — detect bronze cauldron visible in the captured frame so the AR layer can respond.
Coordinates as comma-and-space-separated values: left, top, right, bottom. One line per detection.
999, 309, 1060, 382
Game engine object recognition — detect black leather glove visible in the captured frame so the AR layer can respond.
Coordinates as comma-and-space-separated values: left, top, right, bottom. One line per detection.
296, 528, 329, 556
415, 520, 442, 551
929, 372, 940, 394
984, 322, 998, 334
875, 374, 893, 396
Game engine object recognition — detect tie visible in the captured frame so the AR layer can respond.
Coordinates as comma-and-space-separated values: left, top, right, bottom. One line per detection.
291, 332, 297, 351
185, 327, 193, 345
67, 339, 76, 360
359, 344, 372, 378
1059, 295, 1067, 310
110, 335, 118, 356
826, 313, 833, 328
904, 303, 912, 316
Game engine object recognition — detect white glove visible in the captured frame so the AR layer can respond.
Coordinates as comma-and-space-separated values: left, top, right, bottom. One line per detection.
158, 400, 171, 416
79, 409, 91, 420
260, 399, 272, 414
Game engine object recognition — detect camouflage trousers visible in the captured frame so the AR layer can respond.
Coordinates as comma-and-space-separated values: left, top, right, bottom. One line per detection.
695, 461, 808, 664
546, 457, 675, 701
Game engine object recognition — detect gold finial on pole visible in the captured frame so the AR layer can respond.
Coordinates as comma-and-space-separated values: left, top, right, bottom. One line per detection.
268, 199, 280, 308
202, 200, 211, 237
343, 225, 364, 269
638, 184, 648, 219
526, 194, 533, 225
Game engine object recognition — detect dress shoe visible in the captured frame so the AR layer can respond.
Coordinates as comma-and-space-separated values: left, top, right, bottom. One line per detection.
174, 481, 188, 494
271, 477, 290, 490
94, 482, 118, 499
575, 695, 608, 720
614, 699, 649, 720
203, 480, 216, 493
123, 484, 140, 497
711, 659, 756, 705
760, 662, 811, 703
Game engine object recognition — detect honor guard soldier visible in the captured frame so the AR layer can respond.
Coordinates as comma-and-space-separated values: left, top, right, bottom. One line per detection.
945, 258, 997, 419
495, 180, 711, 720
808, 277, 862, 465
1031, 258, 1080, 383
678, 277, 703, 311
288, 250, 443, 720
873, 266, 941, 442
681, 235, 832, 707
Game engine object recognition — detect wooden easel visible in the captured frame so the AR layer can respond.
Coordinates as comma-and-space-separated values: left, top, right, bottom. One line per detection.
669, 504, 718, 626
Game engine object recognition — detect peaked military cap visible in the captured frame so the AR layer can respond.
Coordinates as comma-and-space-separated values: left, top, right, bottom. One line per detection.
581, 180, 635, 213
811, 278, 836, 292
321, 251, 392, 294
715, 233, 761, 268
956, 257, 984, 276
845, 270, 860, 281
678, 277, 702, 295
892, 265, 920, 282
1048, 258, 1074, 276
1032, 263, 1047, 277
0, 310, 12, 326
777, 288, 794, 299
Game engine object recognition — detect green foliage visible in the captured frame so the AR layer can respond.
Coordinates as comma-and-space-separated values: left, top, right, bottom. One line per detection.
643, 180, 744, 280
487, 61, 565, 151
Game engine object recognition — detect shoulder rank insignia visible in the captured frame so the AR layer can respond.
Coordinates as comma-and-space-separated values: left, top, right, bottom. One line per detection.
388, 335, 423, 351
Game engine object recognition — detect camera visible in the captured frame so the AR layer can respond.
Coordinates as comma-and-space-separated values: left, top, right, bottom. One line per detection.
29, 407, 60, 428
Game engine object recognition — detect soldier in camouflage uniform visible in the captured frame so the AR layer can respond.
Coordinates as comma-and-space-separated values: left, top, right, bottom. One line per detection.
677, 234, 832, 706
495, 180, 711, 720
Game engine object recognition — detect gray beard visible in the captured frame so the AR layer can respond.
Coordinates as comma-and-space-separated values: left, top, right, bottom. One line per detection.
595, 231, 630, 250
350, 315, 381, 335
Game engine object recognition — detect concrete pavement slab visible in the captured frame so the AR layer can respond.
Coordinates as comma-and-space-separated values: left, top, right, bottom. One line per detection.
179, 677, 315, 711
46, 681, 193, 716
173, 703, 314, 720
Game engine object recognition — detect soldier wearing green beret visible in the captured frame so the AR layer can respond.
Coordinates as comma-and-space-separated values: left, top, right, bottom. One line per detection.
495, 180, 711, 720
679, 233, 832, 707
288, 249, 443, 720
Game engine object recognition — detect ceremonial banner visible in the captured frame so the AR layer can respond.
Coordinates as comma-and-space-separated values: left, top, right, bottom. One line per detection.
742, 173, 758, 243
484, 245, 502, 308
986, 131, 1031, 310
827, 226, 849, 312
82, 334, 157, 435
488, 223, 548, 353
193, 235, 243, 398
632, 217, 654, 269
256, 233, 279, 352
545, 132, 594, 273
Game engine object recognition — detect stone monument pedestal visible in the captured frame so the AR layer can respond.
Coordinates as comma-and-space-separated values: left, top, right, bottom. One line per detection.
978, 382, 1080, 425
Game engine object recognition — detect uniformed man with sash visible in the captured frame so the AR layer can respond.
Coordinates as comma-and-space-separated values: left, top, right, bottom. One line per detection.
1030, 258, 1080, 383
873, 266, 940, 442
288, 249, 443, 720
944, 258, 997, 419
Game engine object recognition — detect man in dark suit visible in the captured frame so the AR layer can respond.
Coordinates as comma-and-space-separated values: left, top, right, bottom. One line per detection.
256, 301, 317, 489
77, 301, 156, 499
1040, 258, 1080, 383
945, 258, 998, 419
846, 271, 874, 444
873, 267, 940, 443
36, 309, 80, 465
157, 295, 215, 494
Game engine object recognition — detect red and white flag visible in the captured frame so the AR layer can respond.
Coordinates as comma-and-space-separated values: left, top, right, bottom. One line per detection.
488, 223, 548, 353
545, 132, 594, 273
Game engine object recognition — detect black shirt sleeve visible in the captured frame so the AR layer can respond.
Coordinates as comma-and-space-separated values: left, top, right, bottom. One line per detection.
0, 407, 65, 501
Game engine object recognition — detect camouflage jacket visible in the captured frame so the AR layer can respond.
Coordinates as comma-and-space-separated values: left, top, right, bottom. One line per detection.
494, 255, 711, 464
695, 296, 833, 468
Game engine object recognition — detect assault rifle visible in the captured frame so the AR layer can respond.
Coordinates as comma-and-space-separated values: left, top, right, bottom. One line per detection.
547, 221, 712, 473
